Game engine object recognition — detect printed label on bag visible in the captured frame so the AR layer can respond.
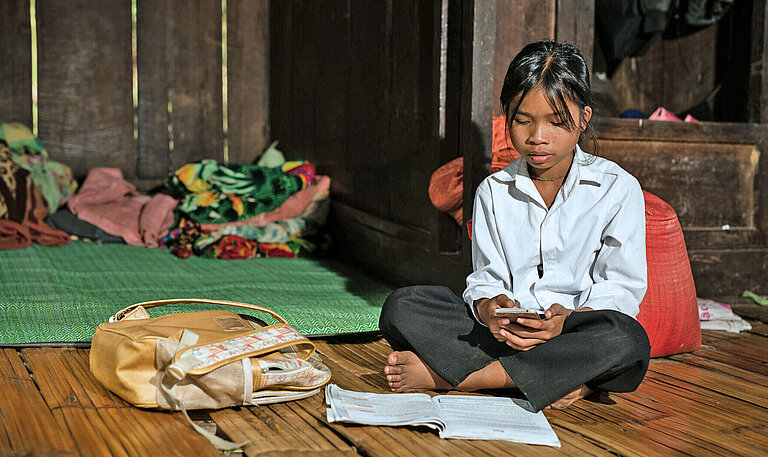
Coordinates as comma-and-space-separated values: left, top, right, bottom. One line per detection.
183, 325, 309, 374
213, 315, 251, 332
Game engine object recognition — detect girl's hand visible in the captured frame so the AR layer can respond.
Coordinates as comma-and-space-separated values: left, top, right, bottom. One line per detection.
475, 294, 517, 343
499, 303, 572, 351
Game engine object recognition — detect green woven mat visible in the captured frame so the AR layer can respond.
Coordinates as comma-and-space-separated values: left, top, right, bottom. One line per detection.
0, 241, 393, 344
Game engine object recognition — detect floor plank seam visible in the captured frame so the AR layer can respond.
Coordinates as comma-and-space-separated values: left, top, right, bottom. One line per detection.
47, 404, 134, 412
16, 349, 42, 394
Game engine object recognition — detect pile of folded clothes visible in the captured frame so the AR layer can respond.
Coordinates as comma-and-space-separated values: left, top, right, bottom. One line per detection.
161, 142, 330, 259
0, 126, 331, 260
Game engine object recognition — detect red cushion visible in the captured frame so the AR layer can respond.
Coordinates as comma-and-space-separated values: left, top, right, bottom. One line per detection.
638, 191, 701, 357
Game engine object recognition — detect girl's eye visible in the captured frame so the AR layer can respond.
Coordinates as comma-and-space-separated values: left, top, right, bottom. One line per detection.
513, 119, 530, 125
551, 122, 565, 127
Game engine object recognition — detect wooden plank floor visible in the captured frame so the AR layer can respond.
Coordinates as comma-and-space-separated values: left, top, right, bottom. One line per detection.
1, 305, 767, 456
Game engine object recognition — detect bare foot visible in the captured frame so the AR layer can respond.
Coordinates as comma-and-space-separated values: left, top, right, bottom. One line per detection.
546, 385, 592, 410
383, 351, 452, 392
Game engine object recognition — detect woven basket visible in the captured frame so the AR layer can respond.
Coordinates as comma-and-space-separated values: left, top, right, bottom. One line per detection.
637, 191, 701, 357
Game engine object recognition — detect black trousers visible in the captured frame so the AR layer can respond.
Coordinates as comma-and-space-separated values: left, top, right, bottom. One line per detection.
378, 285, 651, 412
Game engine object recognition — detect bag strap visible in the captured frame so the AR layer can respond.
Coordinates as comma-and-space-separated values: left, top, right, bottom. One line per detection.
159, 330, 248, 451
109, 298, 288, 324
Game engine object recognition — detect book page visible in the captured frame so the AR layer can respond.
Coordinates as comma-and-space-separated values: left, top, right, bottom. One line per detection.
434, 395, 560, 447
325, 384, 444, 430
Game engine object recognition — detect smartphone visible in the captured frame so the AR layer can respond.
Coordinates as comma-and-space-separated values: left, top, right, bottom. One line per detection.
494, 308, 545, 319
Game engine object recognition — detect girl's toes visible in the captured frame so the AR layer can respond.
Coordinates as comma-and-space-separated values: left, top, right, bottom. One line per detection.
385, 365, 402, 375
387, 352, 400, 365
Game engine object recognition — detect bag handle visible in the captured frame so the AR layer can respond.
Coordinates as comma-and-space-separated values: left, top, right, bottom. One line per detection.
110, 298, 288, 324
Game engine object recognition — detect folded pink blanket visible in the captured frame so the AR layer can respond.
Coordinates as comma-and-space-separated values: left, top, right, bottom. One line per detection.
66, 168, 177, 247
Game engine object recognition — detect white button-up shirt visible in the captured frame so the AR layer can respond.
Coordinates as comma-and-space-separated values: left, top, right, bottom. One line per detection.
463, 146, 647, 321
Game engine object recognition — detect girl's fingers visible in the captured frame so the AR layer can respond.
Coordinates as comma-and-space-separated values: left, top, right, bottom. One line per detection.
505, 322, 554, 339
500, 329, 546, 349
515, 317, 546, 329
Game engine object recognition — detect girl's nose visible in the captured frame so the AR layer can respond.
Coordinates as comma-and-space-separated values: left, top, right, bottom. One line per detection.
527, 123, 548, 144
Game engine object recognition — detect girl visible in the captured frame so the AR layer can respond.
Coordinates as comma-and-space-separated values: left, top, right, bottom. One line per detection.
378, 41, 651, 411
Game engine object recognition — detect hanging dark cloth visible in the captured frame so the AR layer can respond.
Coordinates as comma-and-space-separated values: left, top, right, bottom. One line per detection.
595, 0, 675, 60
684, 0, 733, 26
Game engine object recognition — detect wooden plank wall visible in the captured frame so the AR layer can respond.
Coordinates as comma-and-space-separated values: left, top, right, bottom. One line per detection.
271, 1, 440, 225
37, 0, 134, 179
594, 119, 768, 299
269, 0, 565, 293
600, 26, 719, 120
0, 0, 270, 189
493, 0, 555, 116
270, 0, 474, 291
0, 0, 33, 129
493, 0, 593, 117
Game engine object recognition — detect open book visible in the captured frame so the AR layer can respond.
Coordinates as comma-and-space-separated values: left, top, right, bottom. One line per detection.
324, 384, 560, 447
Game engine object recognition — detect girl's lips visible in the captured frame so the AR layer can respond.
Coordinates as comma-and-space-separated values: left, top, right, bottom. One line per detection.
528, 153, 550, 163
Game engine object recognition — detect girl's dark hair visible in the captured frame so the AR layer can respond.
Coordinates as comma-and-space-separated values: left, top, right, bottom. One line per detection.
500, 40, 598, 155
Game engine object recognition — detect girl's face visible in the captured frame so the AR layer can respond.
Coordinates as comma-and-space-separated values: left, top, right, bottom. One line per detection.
508, 88, 591, 178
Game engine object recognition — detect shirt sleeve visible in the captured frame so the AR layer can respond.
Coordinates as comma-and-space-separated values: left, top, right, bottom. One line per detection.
577, 177, 647, 318
462, 181, 515, 324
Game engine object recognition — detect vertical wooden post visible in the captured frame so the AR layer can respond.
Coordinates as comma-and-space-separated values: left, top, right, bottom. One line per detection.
750, 0, 768, 123
460, 0, 495, 271
435, 0, 462, 256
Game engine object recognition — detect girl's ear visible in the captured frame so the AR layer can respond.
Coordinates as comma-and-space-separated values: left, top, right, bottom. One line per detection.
581, 106, 592, 131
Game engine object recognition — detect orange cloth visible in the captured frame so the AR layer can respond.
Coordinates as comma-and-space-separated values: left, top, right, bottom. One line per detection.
428, 158, 464, 225
0, 176, 70, 249
428, 116, 519, 224
491, 116, 520, 173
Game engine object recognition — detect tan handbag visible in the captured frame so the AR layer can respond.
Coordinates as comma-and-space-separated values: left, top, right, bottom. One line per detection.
90, 298, 331, 450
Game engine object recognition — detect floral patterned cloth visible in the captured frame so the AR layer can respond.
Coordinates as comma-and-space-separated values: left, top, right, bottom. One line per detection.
165, 160, 313, 224
160, 219, 301, 259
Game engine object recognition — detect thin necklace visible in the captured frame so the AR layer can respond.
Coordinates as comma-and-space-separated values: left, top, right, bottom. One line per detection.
528, 164, 567, 181
531, 173, 566, 182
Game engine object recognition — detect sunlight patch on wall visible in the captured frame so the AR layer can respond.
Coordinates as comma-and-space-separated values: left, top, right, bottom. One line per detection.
132, 0, 138, 140
222, 0, 229, 163
30, 0, 38, 136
